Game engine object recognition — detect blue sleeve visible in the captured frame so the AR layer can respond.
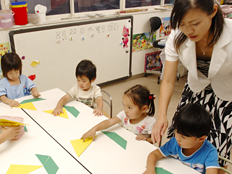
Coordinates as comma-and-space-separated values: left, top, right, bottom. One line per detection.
0, 78, 7, 97
205, 148, 220, 168
159, 137, 177, 157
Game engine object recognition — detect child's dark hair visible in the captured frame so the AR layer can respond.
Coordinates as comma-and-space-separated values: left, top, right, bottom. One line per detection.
124, 84, 155, 116
1, 53, 22, 77
75, 60, 96, 81
173, 103, 212, 138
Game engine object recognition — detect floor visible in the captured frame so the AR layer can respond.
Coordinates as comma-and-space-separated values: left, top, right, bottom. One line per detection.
100, 73, 232, 173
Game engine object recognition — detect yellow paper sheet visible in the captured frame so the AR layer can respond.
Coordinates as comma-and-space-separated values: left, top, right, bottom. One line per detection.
43, 108, 68, 119
30, 60, 40, 67
6, 164, 42, 174
0, 118, 27, 127
17, 102, 37, 111
71, 137, 96, 157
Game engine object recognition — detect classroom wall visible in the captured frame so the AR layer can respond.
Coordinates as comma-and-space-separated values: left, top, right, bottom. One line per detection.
0, 9, 171, 79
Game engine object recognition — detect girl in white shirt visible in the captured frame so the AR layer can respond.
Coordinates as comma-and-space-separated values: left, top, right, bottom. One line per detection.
81, 84, 156, 143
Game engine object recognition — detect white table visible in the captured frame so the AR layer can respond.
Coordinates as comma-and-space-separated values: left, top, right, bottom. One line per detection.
0, 103, 90, 174
16, 88, 200, 174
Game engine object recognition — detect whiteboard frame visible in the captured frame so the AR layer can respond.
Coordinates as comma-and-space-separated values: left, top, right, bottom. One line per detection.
9, 16, 133, 89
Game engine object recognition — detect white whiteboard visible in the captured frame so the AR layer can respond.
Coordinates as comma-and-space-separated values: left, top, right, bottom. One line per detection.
9, 16, 133, 92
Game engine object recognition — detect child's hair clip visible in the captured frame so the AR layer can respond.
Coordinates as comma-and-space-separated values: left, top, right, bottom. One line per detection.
149, 94, 155, 100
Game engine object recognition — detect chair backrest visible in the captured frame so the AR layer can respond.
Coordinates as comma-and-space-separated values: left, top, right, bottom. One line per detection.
101, 89, 112, 118
150, 16, 162, 33
218, 156, 232, 174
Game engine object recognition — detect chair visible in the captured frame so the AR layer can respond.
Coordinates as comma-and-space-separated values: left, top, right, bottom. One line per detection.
101, 89, 112, 118
148, 16, 180, 84
219, 156, 232, 174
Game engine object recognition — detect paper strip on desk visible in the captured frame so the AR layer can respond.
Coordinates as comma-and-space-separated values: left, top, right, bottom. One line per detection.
0, 119, 27, 126
36, 154, 59, 174
155, 167, 172, 174
6, 164, 42, 174
20, 98, 46, 104
71, 137, 95, 157
24, 126, 28, 132
43, 108, 68, 119
17, 102, 37, 111
63, 106, 80, 118
102, 131, 127, 149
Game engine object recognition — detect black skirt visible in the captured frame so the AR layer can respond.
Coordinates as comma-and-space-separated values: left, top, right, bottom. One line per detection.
168, 83, 232, 167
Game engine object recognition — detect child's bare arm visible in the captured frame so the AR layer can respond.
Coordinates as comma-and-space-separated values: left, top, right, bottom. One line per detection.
206, 168, 218, 174
81, 116, 121, 141
0, 95, 20, 107
93, 96, 103, 116
52, 94, 71, 116
143, 149, 164, 174
31, 87, 41, 98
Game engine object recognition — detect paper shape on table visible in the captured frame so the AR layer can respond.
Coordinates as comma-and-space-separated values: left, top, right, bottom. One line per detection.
36, 154, 59, 174
43, 108, 68, 119
17, 102, 37, 111
30, 60, 40, 67
6, 164, 42, 174
24, 126, 28, 132
20, 98, 46, 104
71, 136, 96, 157
0, 118, 27, 127
63, 106, 80, 118
102, 131, 127, 149
155, 167, 173, 174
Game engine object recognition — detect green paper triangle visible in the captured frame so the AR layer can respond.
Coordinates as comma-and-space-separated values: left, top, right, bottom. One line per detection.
102, 131, 127, 149
36, 154, 59, 174
63, 106, 80, 118
155, 167, 173, 174
20, 98, 46, 104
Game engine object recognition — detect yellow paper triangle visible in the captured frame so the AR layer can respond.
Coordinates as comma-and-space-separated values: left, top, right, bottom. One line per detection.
17, 102, 37, 111
43, 108, 68, 119
71, 137, 96, 157
6, 164, 42, 174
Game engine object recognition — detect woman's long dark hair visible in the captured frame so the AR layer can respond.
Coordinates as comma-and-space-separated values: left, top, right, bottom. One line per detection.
170, 0, 224, 52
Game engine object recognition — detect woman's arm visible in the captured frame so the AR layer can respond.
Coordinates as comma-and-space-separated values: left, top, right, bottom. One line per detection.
151, 60, 179, 144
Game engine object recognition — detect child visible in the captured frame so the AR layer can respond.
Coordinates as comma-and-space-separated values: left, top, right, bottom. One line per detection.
143, 103, 219, 174
81, 84, 156, 143
52, 60, 103, 116
0, 126, 21, 144
0, 53, 40, 107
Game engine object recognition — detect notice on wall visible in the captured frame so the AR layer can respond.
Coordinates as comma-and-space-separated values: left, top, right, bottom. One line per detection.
0, 42, 10, 79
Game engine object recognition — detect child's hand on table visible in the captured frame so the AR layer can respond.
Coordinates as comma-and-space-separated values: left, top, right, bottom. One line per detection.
1, 126, 21, 141
81, 128, 97, 142
52, 107, 64, 116
9, 99, 20, 107
93, 108, 103, 116
136, 134, 147, 141
31, 87, 41, 98
32, 92, 41, 98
